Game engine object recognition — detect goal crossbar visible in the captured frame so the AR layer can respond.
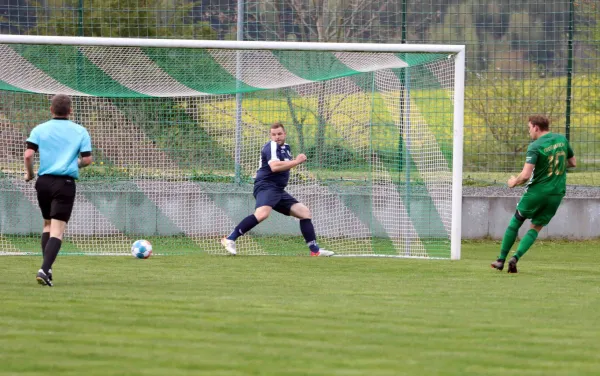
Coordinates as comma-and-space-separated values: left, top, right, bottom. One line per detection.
0, 34, 465, 54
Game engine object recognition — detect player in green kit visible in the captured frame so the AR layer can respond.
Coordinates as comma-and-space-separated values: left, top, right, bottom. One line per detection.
491, 115, 576, 273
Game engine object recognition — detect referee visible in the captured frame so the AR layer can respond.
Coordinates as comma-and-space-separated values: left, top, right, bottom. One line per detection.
24, 94, 93, 286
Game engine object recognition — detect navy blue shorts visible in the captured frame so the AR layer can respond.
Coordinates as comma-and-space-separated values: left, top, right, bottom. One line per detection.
254, 185, 299, 216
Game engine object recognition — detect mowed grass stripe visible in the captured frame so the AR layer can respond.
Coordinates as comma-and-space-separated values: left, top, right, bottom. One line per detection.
1, 240, 600, 375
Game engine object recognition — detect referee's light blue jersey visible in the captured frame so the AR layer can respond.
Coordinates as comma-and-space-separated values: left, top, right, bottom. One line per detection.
26, 119, 92, 179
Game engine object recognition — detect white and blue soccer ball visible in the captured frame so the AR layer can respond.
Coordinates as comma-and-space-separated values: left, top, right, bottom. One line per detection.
131, 239, 152, 259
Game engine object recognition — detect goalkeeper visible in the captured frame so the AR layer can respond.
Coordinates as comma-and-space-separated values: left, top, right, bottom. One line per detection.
491, 115, 575, 273
221, 122, 334, 257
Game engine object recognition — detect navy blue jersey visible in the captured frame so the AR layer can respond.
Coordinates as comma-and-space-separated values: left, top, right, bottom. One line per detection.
255, 141, 292, 188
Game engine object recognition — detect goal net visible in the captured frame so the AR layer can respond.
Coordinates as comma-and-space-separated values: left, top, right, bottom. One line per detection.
0, 36, 464, 259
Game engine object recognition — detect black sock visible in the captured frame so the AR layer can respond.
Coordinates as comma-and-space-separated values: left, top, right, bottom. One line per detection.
41, 237, 62, 274
227, 215, 260, 241
41, 232, 50, 257
300, 219, 319, 253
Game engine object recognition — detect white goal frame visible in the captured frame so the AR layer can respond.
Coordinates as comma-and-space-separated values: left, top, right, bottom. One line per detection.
0, 35, 465, 260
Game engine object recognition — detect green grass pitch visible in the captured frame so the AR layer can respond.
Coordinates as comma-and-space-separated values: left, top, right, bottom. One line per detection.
1, 239, 600, 375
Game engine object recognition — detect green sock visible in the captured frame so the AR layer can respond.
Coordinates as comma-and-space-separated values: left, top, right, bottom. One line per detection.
498, 216, 524, 260
514, 229, 539, 260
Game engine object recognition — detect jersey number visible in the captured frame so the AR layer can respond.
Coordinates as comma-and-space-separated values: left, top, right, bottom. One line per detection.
547, 151, 566, 176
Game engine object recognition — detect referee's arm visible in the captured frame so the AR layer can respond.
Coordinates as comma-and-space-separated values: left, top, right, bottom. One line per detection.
23, 142, 37, 182
78, 129, 93, 168
78, 152, 93, 168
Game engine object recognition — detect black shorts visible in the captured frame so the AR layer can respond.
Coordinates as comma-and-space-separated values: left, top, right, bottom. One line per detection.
35, 175, 77, 222
253, 184, 298, 216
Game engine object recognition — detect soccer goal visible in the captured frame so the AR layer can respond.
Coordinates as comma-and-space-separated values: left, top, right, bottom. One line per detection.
0, 35, 464, 259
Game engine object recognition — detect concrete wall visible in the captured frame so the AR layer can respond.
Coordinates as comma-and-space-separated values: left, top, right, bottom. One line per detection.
1, 188, 598, 239
462, 196, 600, 239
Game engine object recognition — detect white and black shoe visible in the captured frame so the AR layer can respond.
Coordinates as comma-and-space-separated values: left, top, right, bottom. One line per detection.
36, 269, 53, 287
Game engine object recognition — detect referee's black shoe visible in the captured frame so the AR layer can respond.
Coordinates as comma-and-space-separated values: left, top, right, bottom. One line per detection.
36, 269, 53, 287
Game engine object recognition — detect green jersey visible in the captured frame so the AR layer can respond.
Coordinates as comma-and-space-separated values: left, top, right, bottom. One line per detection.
524, 133, 574, 195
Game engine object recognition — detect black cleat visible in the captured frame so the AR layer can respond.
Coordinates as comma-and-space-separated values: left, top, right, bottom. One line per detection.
48, 269, 53, 282
36, 269, 53, 287
507, 257, 518, 274
490, 259, 505, 271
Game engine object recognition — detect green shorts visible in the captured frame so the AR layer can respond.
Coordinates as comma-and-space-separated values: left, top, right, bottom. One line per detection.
517, 192, 564, 226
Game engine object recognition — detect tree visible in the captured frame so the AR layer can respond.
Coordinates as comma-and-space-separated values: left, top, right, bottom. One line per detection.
31, 0, 215, 39
465, 73, 567, 169
0, 0, 36, 34
470, 0, 511, 71
575, 0, 600, 52
248, 0, 400, 43
245, 0, 397, 160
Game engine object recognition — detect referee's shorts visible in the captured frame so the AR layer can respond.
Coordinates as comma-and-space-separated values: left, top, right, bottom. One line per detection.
35, 175, 77, 222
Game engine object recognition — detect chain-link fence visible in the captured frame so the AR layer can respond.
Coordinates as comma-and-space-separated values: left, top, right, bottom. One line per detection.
1, 0, 599, 186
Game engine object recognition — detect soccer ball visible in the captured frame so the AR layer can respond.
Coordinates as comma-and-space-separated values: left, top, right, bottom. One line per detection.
131, 239, 152, 259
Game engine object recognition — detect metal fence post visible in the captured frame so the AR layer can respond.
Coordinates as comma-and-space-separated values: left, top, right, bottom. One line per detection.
565, 0, 575, 141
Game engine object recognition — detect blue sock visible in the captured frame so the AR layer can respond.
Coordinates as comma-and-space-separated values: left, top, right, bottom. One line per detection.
300, 219, 319, 253
227, 215, 259, 241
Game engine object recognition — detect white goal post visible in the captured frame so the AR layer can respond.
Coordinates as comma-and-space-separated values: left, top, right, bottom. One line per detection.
0, 35, 464, 259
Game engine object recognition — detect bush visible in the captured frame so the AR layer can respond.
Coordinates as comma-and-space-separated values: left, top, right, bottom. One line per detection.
304, 144, 365, 169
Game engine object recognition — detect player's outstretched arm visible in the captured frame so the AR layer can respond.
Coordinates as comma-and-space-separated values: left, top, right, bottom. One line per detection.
269, 154, 307, 173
